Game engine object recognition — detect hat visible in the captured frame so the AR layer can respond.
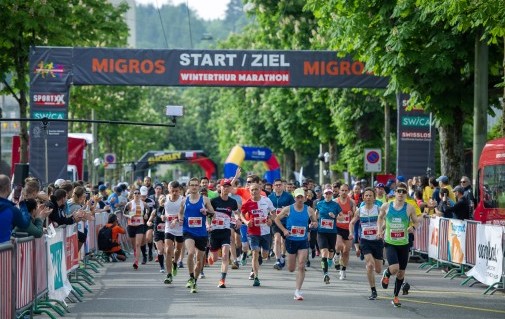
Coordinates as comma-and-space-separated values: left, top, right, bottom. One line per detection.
98, 185, 107, 192
208, 183, 216, 190
293, 188, 305, 198
453, 185, 465, 194
220, 179, 232, 187
54, 179, 65, 188
323, 187, 333, 194
436, 176, 449, 184
375, 183, 385, 189
140, 186, 148, 196
396, 176, 405, 182
386, 179, 395, 187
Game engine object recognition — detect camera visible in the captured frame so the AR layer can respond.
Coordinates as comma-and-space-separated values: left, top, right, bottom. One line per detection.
85, 192, 91, 201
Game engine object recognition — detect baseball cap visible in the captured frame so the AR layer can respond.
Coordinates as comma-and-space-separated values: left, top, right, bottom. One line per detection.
323, 187, 333, 194
436, 175, 449, 184
98, 185, 107, 192
140, 186, 148, 196
396, 176, 405, 182
293, 188, 305, 198
453, 185, 465, 194
220, 179, 232, 186
375, 183, 385, 189
54, 179, 65, 188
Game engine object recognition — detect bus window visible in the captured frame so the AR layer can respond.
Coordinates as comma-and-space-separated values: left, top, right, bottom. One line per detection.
482, 164, 505, 209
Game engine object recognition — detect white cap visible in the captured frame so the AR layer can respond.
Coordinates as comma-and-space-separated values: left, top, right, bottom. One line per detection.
140, 186, 148, 196
54, 179, 66, 188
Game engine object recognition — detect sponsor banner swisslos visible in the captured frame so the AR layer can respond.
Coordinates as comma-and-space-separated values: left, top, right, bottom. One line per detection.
396, 93, 436, 178
29, 47, 70, 184
69, 47, 388, 88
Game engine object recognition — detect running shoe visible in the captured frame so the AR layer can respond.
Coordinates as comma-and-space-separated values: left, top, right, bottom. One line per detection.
186, 277, 195, 288
149, 254, 153, 262
391, 296, 401, 307
311, 249, 316, 259
164, 274, 173, 284
160, 267, 165, 273
190, 282, 198, 293
178, 261, 184, 268
273, 261, 282, 270
294, 290, 303, 301
401, 282, 411, 295
368, 291, 378, 300
306, 260, 311, 268
111, 253, 118, 262
335, 264, 341, 271
381, 269, 390, 289
249, 272, 255, 280
241, 258, 247, 266
199, 271, 206, 279
279, 259, 285, 268
315, 250, 320, 257
172, 263, 178, 277
155, 255, 159, 263
339, 270, 346, 280
323, 273, 330, 284
218, 279, 226, 288
142, 256, 147, 265
232, 261, 240, 269
133, 262, 138, 270
253, 277, 261, 287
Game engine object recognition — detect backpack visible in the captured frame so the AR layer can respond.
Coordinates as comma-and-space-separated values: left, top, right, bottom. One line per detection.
97, 225, 116, 251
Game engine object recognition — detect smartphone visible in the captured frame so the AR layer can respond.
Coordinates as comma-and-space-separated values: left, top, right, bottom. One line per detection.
13, 185, 22, 201
85, 192, 91, 201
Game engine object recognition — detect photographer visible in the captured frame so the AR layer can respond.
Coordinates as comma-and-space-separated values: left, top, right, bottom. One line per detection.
435, 188, 456, 218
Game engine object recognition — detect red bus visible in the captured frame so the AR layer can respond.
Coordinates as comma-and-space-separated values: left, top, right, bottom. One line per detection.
474, 137, 505, 224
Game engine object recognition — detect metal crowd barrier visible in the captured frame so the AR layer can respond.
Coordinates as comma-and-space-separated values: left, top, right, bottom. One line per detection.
413, 215, 430, 254
14, 236, 35, 318
0, 242, 14, 319
464, 220, 480, 266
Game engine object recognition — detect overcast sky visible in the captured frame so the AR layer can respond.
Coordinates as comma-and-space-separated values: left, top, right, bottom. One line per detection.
135, 0, 231, 20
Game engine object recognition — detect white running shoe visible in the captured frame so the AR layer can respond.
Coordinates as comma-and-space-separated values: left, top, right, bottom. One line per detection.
160, 268, 165, 273
294, 290, 304, 301
339, 270, 346, 280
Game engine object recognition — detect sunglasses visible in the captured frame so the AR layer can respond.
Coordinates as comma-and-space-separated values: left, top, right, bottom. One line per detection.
396, 189, 407, 194
134, 192, 140, 195
460, 181, 467, 184
246, 180, 253, 184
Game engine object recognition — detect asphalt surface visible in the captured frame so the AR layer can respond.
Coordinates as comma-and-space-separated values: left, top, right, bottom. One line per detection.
36, 252, 505, 319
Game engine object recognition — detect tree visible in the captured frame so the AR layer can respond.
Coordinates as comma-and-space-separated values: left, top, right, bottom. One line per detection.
0, 0, 129, 163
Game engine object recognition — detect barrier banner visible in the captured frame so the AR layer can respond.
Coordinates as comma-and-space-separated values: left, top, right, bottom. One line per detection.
447, 219, 466, 264
47, 228, 72, 302
65, 225, 79, 271
428, 217, 439, 259
466, 224, 503, 286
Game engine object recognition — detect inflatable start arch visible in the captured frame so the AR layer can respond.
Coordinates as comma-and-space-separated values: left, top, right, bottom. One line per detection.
224, 146, 281, 183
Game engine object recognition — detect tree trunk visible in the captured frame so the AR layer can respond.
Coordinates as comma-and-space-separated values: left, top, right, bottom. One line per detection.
438, 109, 465, 185
283, 150, 295, 182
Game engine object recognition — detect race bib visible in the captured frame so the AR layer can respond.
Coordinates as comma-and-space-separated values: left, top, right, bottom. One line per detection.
321, 219, 334, 229
390, 230, 405, 239
130, 216, 143, 226
166, 215, 177, 222
156, 223, 165, 232
254, 217, 267, 226
276, 208, 283, 215
290, 226, 306, 237
212, 218, 225, 227
363, 227, 377, 236
188, 217, 203, 228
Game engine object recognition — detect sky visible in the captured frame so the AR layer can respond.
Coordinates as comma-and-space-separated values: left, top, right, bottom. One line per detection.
135, 0, 231, 20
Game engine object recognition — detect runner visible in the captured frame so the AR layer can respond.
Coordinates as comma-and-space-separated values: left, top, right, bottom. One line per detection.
229, 182, 243, 269
268, 178, 295, 270
140, 186, 156, 264
349, 187, 383, 300
178, 177, 215, 293
315, 187, 341, 284
378, 182, 420, 307
162, 181, 185, 285
209, 179, 240, 288
241, 182, 275, 287
275, 188, 318, 300
125, 189, 148, 270
147, 194, 167, 272
335, 183, 355, 279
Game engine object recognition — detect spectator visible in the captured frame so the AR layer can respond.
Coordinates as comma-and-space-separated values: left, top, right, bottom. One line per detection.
437, 175, 455, 202
13, 198, 51, 238
459, 176, 475, 217
443, 186, 470, 220
435, 188, 456, 218
0, 174, 31, 243
104, 214, 127, 262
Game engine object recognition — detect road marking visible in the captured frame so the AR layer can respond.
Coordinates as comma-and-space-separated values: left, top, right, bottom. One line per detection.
377, 296, 505, 314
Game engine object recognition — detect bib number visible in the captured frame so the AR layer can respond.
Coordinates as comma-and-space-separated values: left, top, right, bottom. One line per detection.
390, 230, 405, 239
254, 217, 267, 226
130, 217, 143, 226
321, 219, 334, 229
156, 223, 165, 232
188, 217, 203, 228
290, 226, 306, 237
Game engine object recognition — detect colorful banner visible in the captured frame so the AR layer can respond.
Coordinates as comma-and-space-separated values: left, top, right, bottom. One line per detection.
65, 225, 79, 272
47, 228, 72, 302
466, 224, 503, 286
428, 217, 439, 259
447, 219, 466, 264
396, 94, 436, 178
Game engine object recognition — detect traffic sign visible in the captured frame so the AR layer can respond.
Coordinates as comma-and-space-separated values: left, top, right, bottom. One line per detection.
104, 153, 116, 169
364, 148, 381, 172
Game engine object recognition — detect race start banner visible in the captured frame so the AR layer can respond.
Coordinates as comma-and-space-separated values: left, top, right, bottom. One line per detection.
29, 46, 388, 183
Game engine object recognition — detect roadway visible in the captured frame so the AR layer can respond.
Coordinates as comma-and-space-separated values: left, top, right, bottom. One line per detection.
42, 253, 505, 319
